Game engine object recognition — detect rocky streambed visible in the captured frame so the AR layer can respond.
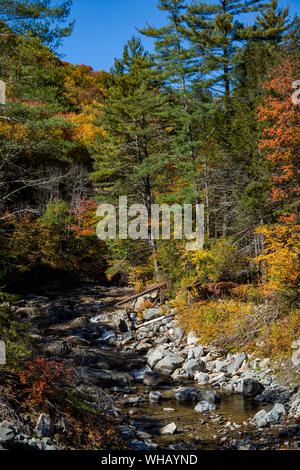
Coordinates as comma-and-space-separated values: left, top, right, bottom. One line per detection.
1, 284, 300, 451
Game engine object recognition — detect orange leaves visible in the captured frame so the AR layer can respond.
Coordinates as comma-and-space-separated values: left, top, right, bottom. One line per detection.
19, 358, 75, 408
258, 59, 300, 202
71, 199, 98, 238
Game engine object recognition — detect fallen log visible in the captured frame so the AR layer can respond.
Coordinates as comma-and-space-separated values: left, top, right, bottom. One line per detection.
136, 311, 177, 329
115, 283, 166, 307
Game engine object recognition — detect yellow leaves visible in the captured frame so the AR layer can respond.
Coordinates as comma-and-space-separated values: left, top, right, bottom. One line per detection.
257, 310, 300, 358
0, 120, 30, 140
177, 298, 257, 348
177, 297, 300, 357
255, 219, 300, 297
68, 102, 104, 145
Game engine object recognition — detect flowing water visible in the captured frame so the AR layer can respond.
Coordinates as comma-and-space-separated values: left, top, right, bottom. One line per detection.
88, 298, 277, 450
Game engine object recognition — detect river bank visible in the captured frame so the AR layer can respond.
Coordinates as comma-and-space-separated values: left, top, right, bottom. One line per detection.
0, 284, 299, 450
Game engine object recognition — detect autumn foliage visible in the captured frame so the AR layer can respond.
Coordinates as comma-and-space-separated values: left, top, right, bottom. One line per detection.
256, 59, 300, 301
258, 59, 300, 203
19, 358, 75, 408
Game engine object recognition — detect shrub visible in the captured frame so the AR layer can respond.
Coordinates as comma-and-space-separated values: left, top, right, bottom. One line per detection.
19, 358, 75, 408
0, 292, 31, 368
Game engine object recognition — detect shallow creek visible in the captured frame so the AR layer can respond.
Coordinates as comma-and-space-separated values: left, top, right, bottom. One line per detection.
88, 297, 278, 450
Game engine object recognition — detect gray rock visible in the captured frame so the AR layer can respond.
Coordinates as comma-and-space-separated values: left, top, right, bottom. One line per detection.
196, 372, 209, 385
234, 382, 244, 393
288, 392, 300, 419
291, 348, 300, 366
193, 346, 205, 358
174, 386, 201, 402
171, 368, 189, 382
155, 356, 185, 375
144, 308, 162, 321
199, 389, 221, 404
243, 379, 264, 398
253, 409, 268, 427
194, 401, 217, 412
183, 359, 207, 376
119, 425, 136, 440
173, 387, 220, 404
34, 414, 53, 438
253, 403, 286, 426
227, 353, 246, 375
78, 367, 112, 386
149, 391, 162, 402
29, 437, 58, 450
130, 440, 150, 450
126, 396, 147, 404
214, 360, 230, 372
143, 371, 173, 387
147, 348, 165, 368
160, 422, 177, 435
187, 332, 199, 345
255, 387, 292, 404
265, 403, 286, 423
0, 423, 15, 443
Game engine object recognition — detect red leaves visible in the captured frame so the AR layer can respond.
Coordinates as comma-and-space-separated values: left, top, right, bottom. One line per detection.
19, 358, 75, 408
71, 199, 98, 237
258, 59, 300, 202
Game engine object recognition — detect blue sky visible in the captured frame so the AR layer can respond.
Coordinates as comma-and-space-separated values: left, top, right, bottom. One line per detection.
61, 0, 299, 72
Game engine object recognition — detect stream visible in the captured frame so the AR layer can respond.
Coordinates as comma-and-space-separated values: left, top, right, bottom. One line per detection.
15, 284, 300, 451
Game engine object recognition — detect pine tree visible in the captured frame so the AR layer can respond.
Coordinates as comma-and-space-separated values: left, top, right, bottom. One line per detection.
185, 0, 266, 106
0, 0, 74, 49
139, 0, 214, 207
90, 37, 170, 278
254, 0, 290, 43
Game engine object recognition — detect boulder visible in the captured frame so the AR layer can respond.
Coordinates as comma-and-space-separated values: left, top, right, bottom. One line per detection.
291, 348, 300, 366
243, 379, 264, 398
195, 372, 209, 385
143, 371, 173, 387
183, 359, 207, 376
160, 422, 177, 435
214, 359, 230, 372
0, 423, 15, 444
172, 368, 189, 382
227, 353, 247, 375
174, 386, 201, 402
253, 410, 268, 427
266, 403, 286, 422
173, 386, 219, 403
194, 401, 217, 412
253, 403, 286, 426
155, 356, 185, 375
187, 332, 199, 345
147, 348, 165, 368
198, 390, 221, 404
78, 367, 112, 386
193, 346, 205, 358
143, 308, 162, 321
149, 391, 162, 402
34, 414, 53, 438
126, 396, 147, 405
